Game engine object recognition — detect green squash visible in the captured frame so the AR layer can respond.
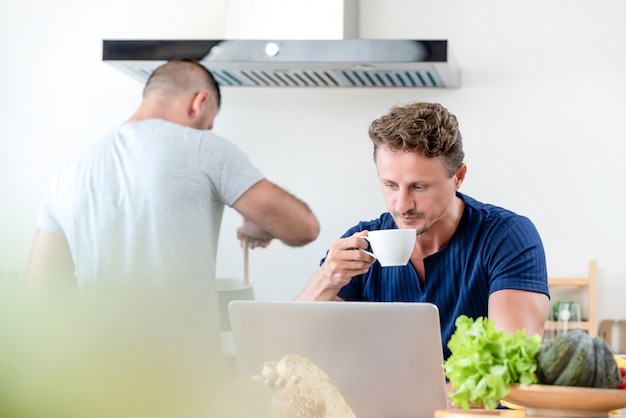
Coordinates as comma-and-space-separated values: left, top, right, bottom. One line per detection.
536, 329, 620, 388
552, 331, 595, 387
536, 329, 585, 385
592, 336, 621, 389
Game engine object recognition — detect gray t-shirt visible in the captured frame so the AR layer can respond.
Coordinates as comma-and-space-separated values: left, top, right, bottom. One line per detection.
38, 119, 264, 290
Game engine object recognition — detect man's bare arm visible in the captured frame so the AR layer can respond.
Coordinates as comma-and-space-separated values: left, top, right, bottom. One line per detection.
488, 289, 550, 337
24, 228, 77, 292
233, 179, 319, 247
294, 233, 374, 301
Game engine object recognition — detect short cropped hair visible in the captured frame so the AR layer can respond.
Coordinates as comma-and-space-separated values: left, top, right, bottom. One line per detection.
144, 59, 222, 110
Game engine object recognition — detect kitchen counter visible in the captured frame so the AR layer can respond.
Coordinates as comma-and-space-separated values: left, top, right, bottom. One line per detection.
435, 408, 626, 417
436, 411, 523, 417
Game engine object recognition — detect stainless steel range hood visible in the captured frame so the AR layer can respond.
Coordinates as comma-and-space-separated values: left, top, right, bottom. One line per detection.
102, 39, 460, 88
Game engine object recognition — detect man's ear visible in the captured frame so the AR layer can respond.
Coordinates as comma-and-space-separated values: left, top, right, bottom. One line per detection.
188, 90, 210, 119
454, 163, 467, 189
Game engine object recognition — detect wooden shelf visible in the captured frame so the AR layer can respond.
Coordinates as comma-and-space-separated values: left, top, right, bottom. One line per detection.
548, 277, 592, 288
546, 260, 598, 337
544, 320, 592, 332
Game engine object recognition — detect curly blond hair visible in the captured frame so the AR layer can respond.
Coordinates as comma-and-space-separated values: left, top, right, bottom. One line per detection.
368, 102, 464, 177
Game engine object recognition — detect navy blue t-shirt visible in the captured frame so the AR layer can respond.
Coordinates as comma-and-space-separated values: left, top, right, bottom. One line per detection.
326, 192, 549, 360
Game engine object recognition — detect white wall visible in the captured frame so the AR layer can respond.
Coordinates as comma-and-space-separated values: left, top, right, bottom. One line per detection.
2, 0, 626, 321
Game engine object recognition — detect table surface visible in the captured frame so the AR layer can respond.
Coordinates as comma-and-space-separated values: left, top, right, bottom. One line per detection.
435, 408, 626, 417
435, 411, 522, 418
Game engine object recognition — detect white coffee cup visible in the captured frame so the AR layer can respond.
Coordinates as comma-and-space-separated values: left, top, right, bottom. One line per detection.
361, 229, 417, 267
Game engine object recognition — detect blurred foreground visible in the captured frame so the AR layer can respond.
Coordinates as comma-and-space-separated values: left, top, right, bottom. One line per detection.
0, 286, 270, 418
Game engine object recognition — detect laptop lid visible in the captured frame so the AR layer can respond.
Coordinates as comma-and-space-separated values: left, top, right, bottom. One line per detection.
228, 301, 448, 418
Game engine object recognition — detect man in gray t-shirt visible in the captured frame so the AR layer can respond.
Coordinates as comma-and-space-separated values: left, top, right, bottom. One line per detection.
38, 119, 266, 289
25, 59, 319, 295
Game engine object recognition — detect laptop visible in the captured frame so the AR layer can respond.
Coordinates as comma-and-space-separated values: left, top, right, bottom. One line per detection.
228, 301, 448, 418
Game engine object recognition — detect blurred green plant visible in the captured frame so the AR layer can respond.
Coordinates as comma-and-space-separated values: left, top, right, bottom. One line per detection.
0, 286, 269, 418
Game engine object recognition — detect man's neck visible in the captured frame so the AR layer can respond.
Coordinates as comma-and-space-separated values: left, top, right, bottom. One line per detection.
414, 196, 465, 257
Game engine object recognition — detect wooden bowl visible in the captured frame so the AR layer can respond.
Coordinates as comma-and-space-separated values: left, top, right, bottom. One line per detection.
503, 384, 626, 417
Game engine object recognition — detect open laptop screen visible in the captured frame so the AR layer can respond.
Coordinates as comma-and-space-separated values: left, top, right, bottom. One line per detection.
229, 301, 448, 418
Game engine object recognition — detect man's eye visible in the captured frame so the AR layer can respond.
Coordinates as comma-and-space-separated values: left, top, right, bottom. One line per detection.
385, 183, 398, 189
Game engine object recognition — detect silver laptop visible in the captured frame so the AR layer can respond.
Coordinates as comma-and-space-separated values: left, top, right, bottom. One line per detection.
228, 301, 448, 418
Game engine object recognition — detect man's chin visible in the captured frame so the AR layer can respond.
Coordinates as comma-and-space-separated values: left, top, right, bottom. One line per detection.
393, 218, 427, 233
403, 224, 429, 235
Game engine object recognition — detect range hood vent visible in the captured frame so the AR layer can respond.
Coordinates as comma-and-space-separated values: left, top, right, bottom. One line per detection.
102, 39, 460, 88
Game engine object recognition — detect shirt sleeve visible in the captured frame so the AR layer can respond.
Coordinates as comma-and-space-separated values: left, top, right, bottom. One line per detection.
198, 135, 265, 207
484, 214, 549, 296
36, 173, 65, 235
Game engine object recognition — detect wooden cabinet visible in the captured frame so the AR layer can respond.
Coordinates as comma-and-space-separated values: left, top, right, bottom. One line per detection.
544, 259, 598, 337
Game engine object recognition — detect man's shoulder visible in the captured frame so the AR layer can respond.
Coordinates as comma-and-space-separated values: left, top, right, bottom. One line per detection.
85, 121, 235, 158
458, 195, 542, 250
459, 193, 540, 239
118, 119, 226, 141
460, 192, 524, 220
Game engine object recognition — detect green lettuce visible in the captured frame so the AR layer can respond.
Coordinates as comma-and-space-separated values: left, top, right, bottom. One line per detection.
443, 315, 541, 410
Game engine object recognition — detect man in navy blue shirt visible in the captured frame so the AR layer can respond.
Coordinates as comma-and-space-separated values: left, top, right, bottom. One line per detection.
295, 102, 550, 360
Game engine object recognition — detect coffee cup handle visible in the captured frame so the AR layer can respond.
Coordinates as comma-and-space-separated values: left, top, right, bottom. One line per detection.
359, 236, 376, 259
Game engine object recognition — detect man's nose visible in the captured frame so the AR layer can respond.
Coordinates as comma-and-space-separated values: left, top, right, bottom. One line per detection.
395, 189, 414, 213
